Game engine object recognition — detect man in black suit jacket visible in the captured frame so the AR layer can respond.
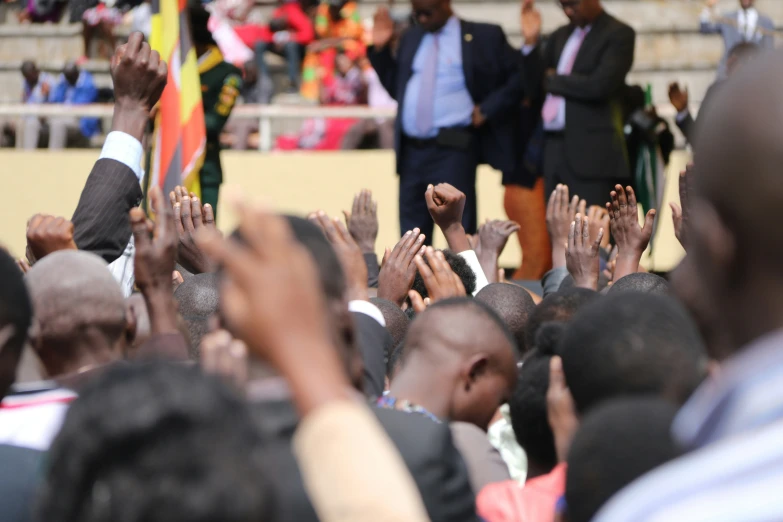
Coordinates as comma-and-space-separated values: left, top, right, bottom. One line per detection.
369, 0, 522, 243
522, 0, 635, 206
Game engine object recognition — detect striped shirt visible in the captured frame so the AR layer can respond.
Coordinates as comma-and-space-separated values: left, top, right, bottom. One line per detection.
594, 329, 783, 522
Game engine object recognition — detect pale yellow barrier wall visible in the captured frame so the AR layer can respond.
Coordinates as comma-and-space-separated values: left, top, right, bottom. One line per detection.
0, 150, 686, 272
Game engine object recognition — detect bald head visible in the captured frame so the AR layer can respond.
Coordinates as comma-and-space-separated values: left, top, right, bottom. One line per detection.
26, 251, 126, 368
475, 283, 536, 355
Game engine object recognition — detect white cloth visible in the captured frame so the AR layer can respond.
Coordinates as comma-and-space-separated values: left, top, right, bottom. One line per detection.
99, 131, 144, 296
0, 387, 77, 450
737, 7, 759, 42
458, 250, 490, 295
348, 300, 386, 327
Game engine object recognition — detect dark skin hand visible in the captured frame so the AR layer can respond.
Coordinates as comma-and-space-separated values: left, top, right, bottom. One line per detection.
200, 329, 249, 391
110, 32, 168, 142
130, 186, 180, 336
169, 185, 219, 273
547, 356, 579, 463
310, 211, 369, 302
408, 247, 466, 313
377, 228, 426, 306
474, 220, 520, 284
546, 184, 582, 268
670, 164, 692, 250
195, 200, 351, 416
26, 214, 78, 263
606, 185, 656, 281
372, 5, 394, 49
566, 213, 604, 290
425, 183, 471, 253
343, 189, 379, 254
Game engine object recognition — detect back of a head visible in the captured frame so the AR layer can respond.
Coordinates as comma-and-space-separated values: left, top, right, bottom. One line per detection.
174, 273, 220, 355
565, 397, 681, 522
370, 297, 409, 348
558, 293, 707, 414
0, 248, 32, 399
411, 250, 476, 300
607, 272, 671, 297
523, 288, 600, 356
37, 362, 273, 522
25, 251, 126, 352
475, 283, 536, 354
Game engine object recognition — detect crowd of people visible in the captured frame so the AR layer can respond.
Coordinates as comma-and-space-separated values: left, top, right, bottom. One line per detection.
2, 0, 783, 512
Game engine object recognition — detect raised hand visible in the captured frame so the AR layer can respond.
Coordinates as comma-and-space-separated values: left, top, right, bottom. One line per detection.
26, 214, 78, 263
372, 5, 395, 49
194, 200, 350, 415
607, 185, 655, 281
169, 186, 218, 273
130, 186, 179, 335
343, 189, 378, 254
110, 32, 168, 141
669, 164, 692, 249
426, 183, 471, 252
310, 211, 369, 302
586, 205, 610, 249
377, 228, 426, 306
546, 184, 582, 268
201, 328, 249, 390
408, 247, 467, 313
566, 214, 604, 290
668, 82, 689, 113
475, 220, 520, 283
521, 0, 542, 46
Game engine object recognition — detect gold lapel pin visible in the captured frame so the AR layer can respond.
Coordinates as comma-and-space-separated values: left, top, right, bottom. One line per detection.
464, 33, 473, 42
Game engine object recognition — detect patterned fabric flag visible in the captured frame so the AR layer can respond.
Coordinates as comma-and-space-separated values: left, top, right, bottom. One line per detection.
147, 0, 206, 201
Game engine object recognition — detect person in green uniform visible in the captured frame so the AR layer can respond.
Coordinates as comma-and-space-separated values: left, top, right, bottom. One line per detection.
190, 6, 243, 215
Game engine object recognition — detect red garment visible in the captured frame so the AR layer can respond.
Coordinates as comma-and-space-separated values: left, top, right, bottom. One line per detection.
234, 3, 315, 47
476, 463, 567, 522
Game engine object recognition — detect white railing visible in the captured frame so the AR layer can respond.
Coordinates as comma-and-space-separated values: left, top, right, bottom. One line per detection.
0, 103, 678, 152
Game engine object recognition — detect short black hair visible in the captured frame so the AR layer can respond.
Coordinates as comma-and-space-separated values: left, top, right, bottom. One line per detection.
607, 272, 671, 296
386, 341, 405, 379
508, 351, 557, 475
174, 273, 220, 317
475, 283, 536, 355
0, 248, 32, 399
37, 362, 273, 522
565, 397, 681, 522
411, 249, 476, 300
188, 6, 217, 46
558, 293, 707, 414
728, 41, 759, 61
370, 297, 409, 348
524, 288, 600, 356
21, 60, 36, 74
425, 297, 518, 354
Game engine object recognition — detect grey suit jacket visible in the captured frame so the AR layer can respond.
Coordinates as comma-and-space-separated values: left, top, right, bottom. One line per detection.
700, 9, 775, 78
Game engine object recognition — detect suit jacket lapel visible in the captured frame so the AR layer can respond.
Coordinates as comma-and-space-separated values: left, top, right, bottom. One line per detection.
401, 26, 426, 87
573, 11, 608, 69
460, 19, 476, 96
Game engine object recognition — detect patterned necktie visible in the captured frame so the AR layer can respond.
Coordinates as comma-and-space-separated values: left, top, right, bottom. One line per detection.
542, 27, 588, 123
416, 35, 440, 135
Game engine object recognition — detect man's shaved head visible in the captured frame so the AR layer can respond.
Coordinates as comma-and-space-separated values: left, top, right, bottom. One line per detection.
475, 283, 536, 355
370, 297, 409, 348
676, 49, 783, 355
26, 251, 126, 375
393, 298, 518, 429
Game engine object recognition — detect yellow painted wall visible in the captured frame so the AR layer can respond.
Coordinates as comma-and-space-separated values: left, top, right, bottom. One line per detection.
0, 149, 686, 272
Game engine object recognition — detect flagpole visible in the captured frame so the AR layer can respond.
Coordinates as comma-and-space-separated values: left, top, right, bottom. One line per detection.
141, 119, 153, 213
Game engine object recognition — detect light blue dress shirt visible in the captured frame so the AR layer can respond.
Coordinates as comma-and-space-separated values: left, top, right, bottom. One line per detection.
401, 16, 474, 138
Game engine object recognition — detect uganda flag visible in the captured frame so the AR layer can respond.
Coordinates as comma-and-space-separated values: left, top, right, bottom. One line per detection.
147, 0, 206, 200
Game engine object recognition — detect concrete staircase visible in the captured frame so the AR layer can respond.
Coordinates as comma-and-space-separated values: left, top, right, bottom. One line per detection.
0, 1, 779, 122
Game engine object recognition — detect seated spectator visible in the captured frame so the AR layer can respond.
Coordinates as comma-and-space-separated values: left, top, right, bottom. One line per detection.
17, 0, 66, 23
7, 61, 54, 149
126, 0, 152, 39
235, 0, 315, 93
81, 0, 123, 59
300, 0, 365, 101
341, 57, 397, 150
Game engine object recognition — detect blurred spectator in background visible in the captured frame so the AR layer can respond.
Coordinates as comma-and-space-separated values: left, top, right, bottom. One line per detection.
700, 0, 773, 78
222, 60, 273, 150
1, 61, 55, 148
17, 0, 66, 23
341, 56, 396, 150
277, 52, 364, 150
235, 0, 315, 94
126, 0, 152, 39
300, 0, 365, 101
81, 0, 129, 60
41, 61, 100, 149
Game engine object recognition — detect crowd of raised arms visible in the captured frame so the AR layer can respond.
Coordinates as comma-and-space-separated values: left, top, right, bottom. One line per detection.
2, 0, 783, 520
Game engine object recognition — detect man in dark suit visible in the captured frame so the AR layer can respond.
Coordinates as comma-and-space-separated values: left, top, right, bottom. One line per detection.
522, 0, 635, 206
369, 0, 522, 242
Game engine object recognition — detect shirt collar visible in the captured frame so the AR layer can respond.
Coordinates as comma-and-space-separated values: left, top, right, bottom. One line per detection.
673, 328, 783, 449
434, 15, 459, 37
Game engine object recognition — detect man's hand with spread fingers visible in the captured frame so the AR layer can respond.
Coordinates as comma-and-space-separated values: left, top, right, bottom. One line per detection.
170, 186, 219, 274
26, 214, 78, 263
475, 220, 520, 283
607, 185, 655, 281
408, 247, 467, 313
310, 211, 369, 302
546, 184, 582, 268
566, 213, 604, 290
377, 229, 426, 306
344, 189, 379, 254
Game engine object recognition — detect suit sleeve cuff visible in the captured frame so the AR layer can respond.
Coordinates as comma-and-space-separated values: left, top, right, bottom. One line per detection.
458, 250, 490, 295
99, 131, 143, 181
348, 300, 386, 327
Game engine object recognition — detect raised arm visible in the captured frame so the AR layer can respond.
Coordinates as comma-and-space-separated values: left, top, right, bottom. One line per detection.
367, 6, 399, 99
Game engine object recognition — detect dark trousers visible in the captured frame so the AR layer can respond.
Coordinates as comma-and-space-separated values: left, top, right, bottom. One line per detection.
399, 140, 478, 245
543, 134, 620, 208
254, 41, 302, 90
